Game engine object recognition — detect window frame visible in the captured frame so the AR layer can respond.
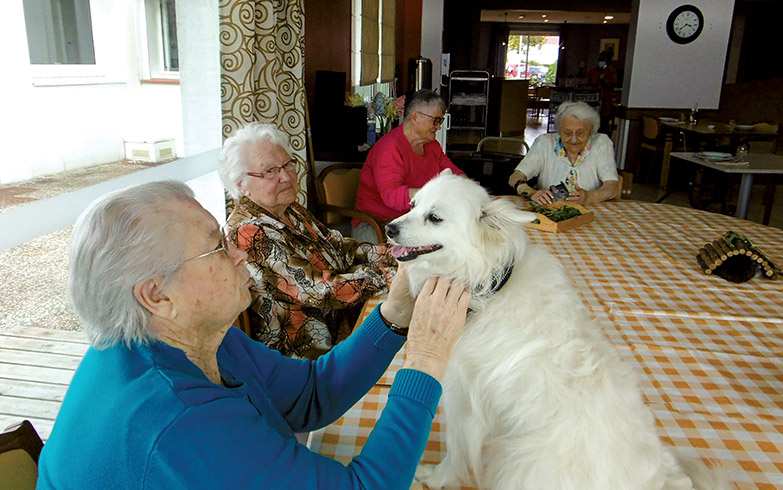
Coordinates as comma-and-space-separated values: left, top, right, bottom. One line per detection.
138, 0, 179, 82
25, 0, 126, 86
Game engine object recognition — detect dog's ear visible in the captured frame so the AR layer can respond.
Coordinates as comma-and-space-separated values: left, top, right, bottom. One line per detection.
439, 168, 453, 177
480, 198, 538, 229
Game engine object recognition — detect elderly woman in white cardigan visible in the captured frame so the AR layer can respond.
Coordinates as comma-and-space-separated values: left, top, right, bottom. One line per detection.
509, 101, 618, 205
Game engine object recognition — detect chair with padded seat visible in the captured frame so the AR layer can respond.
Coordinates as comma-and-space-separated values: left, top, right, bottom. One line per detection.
476, 136, 529, 156
315, 163, 384, 244
0, 420, 44, 490
611, 171, 634, 201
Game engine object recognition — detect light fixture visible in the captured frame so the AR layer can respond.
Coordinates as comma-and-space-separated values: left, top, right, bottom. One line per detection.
544, 19, 549, 22
518, 15, 525, 19
542, 14, 547, 18
604, 15, 614, 20
603, 20, 607, 24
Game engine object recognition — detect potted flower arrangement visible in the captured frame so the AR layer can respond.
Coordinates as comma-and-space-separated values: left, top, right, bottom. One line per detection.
369, 93, 406, 137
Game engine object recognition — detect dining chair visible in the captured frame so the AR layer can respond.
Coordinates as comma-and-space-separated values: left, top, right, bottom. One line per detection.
638, 115, 663, 183
751, 122, 780, 225
315, 163, 384, 243
612, 171, 634, 201
0, 420, 44, 490
476, 136, 529, 156
547, 90, 573, 133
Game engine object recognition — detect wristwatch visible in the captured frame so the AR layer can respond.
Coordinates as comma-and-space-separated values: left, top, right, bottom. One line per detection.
379, 309, 409, 336
514, 180, 529, 196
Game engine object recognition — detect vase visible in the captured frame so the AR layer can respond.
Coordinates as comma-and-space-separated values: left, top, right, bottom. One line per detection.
378, 117, 392, 137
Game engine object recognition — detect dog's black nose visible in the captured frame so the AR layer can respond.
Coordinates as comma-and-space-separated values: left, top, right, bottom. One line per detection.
385, 223, 399, 239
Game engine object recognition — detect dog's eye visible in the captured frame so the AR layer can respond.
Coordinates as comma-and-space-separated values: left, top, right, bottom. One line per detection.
426, 213, 442, 224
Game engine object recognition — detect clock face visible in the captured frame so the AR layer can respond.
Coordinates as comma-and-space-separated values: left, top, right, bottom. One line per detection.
666, 5, 704, 44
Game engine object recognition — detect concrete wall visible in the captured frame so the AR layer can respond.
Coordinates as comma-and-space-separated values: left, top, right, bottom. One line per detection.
0, 0, 184, 185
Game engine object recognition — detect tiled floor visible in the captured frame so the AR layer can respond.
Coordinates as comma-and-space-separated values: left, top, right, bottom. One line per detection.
1, 121, 781, 334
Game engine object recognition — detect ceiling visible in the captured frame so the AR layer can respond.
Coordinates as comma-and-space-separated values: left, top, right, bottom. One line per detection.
480, 9, 632, 25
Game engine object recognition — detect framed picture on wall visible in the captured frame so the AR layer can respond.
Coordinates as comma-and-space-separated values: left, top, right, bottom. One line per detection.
599, 38, 620, 60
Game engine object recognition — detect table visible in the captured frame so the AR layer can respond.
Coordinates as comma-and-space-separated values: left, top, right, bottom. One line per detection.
308, 201, 783, 490
659, 119, 777, 191
671, 151, 783, 220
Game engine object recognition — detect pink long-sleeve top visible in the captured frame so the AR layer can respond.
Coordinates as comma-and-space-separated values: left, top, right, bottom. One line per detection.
353, 125, 463, 225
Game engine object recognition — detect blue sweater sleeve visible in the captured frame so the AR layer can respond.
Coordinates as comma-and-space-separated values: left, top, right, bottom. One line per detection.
145, 312, 441, 489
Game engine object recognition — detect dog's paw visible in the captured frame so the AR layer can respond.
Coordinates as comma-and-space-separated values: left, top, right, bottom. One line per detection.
415, 463, 456, 489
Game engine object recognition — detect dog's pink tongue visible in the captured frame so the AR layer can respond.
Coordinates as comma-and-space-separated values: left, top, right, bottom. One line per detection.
390, 245, 411, 259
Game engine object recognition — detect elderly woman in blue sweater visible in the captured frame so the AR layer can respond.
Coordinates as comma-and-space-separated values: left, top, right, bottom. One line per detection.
37, 180, 470, 489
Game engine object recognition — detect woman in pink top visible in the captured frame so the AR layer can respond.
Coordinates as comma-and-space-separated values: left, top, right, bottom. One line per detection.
353, 90, 464, 243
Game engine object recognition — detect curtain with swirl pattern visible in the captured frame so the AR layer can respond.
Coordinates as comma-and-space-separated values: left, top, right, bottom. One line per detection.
219, 0, 307, 205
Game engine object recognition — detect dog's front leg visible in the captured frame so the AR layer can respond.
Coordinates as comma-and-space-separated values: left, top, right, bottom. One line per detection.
415, 454, 464, 489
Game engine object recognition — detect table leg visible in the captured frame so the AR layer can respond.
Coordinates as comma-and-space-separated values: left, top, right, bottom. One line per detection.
736, 173, 754, 220
660, 134, 674, 191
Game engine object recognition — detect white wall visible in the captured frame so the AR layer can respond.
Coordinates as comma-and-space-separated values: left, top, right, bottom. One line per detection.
0, 0, 184, 185
420, 0, 444, 93
623, 0, 735, 109
177, 0, 222, 157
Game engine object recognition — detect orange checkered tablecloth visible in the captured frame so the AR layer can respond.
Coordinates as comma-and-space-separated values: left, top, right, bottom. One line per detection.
309, 201, 783, 490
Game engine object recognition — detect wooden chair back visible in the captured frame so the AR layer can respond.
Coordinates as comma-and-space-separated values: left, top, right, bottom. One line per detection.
750, 122, 779, 154
641, 115, 661, 142
0, 420, 43, 490
476, 136, 529, 156
315, 163, 384, 243
611, 171, 633, 201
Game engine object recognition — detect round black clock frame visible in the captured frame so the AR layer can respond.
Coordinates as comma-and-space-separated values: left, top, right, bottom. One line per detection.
666, 4, 704, 45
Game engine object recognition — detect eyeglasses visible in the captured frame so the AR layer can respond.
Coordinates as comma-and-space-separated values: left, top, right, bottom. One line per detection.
160, 227, 231, 291
416, 111, 445, 126
180, 226, 230, 265
246, 159, 296, 180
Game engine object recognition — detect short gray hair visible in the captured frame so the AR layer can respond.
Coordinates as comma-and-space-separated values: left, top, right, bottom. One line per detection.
555, 101, 601, 136
68, 180, 195, 349
404, 89, 448, 121
217, 122, 293, 199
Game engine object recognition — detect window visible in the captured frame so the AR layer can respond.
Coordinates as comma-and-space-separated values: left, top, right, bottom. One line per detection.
141, 0, 179, 79
23, 0, 96, 65
351, 0, 395, 88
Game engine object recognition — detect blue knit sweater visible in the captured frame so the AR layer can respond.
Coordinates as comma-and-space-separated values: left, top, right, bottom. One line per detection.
37, 306, 441, 489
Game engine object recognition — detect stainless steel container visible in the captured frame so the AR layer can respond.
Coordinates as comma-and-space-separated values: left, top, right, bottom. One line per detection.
410, 56, 433, 92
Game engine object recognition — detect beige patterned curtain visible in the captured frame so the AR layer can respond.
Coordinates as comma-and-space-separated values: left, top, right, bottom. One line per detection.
219, 0, 308, 205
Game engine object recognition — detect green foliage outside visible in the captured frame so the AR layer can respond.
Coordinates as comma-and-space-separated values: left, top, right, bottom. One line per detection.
506, 35, 556, 85
508, 35, 546, 54
543, 61, 557, 84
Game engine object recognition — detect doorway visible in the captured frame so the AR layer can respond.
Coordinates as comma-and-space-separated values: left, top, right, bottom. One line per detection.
504, 33, 560, 87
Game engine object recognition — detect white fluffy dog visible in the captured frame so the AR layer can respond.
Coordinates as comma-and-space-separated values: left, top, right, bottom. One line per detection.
385, 171, 729, 490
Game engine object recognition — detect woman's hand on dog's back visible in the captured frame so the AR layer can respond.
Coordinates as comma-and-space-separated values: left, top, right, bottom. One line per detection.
403, 277, 471, 382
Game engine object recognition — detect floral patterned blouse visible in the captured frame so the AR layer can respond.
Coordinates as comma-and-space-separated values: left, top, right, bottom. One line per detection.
226, 197, 396, 360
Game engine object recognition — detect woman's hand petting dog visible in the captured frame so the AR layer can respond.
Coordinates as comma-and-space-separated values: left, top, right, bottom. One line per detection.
403, 277, 472, 382
380, 266, 415, 328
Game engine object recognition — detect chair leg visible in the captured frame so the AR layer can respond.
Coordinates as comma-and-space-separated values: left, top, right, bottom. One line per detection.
762, 183, 776, 226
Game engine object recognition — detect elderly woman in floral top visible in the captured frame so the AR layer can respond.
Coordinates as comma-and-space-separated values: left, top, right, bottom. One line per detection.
217, 123, 396, 359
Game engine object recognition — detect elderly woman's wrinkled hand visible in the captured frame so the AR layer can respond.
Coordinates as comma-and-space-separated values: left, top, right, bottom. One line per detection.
379, 266, 414, 328
531, 189, 555, 205
566, 184, 588, 204
403, 277, 471, 381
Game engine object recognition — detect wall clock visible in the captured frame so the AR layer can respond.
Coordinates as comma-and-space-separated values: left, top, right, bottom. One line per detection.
666, 5, 704, 44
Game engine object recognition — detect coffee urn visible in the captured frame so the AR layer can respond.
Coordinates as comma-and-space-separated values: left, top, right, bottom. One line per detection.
409, 56, 433, 92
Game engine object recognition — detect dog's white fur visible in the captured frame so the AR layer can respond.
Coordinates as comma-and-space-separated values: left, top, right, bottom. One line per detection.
387, 171, 729, 490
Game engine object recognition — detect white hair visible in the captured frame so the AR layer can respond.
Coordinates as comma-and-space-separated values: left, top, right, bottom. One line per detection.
68, 180, 195, 349
217, 122, 293, 199
555, 101, 601, 136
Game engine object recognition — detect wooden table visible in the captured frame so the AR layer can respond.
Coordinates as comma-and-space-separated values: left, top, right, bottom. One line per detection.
309, 200, 783, 490
671, 151, 783, 220
659, 120, 777, 191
